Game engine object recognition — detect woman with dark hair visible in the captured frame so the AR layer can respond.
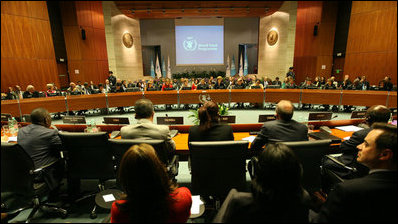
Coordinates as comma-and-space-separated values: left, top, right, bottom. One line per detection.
213, 143, 310, 223
111, 144, 192, 223
188, 101, 234, 142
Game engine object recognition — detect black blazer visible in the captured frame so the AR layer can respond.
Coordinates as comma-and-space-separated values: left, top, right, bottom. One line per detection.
188, 123, 234, 143
317, 171, 397, 223
250, 119, 308, 151
339, 128, 371, 165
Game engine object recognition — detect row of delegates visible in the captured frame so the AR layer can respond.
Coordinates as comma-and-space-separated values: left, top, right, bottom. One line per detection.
316, 123, 397, 223
321, 105, 391, 179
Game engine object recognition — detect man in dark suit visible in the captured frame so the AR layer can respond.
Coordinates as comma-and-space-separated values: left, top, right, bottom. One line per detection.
108, 70, 117, 86
286, 67, 295, 80
322, 105, 391, 179
250, 100, 308, 152
317, 123, 397, 223
17, 108, 64, 194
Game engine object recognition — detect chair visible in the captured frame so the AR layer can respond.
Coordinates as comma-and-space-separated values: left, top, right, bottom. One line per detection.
188, 141, 248, 202
281, 140, 332, 194
108, 139, 179, 181
58, 132, 117, 219
320, 154, 356, 194
1, 142, 67, 223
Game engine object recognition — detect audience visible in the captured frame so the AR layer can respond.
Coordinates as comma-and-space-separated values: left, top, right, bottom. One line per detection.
111, 144, 192, 223
322, 105, 391, 179
251, 100, 308, 152
317, 123, 397, 223
213, 143, 309, 222
17, 108, 64, 195
121, 99, 176, 157
188, 101, 234, 142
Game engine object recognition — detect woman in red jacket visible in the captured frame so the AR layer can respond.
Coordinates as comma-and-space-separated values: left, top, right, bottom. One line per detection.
111, 144, 192, 223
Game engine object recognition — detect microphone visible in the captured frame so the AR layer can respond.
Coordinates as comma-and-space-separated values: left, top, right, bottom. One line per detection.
331, 115, 338, 119
166, 114, 168, 117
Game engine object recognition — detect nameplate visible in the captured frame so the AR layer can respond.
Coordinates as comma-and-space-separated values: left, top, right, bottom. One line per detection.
351, 111, 366, 119
103, 117, 130, 125
258, 115, 276, 123
1, 113, 12, 121
220, 116, 236, 124
308, 112, 333, 121
157, 117, 183, 125
63, 116, 86, 124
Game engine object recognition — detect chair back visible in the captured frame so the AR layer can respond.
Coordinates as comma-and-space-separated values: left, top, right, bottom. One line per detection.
189, 140, 248, 197
282, 140, 332, 193
1, 143, 34, 196
108, 139, 169, 172
59, 132, 114, 180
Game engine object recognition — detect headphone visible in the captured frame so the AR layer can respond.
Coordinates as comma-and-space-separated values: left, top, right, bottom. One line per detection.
248, 156, 259, 180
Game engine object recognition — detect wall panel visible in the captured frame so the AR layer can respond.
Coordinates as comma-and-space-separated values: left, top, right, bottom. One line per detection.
344, 1, 397, 85
1, 1, 59, 92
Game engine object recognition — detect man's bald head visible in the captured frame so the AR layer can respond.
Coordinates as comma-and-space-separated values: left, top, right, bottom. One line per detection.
366, 105, 391, 125
276, 100, 294, 121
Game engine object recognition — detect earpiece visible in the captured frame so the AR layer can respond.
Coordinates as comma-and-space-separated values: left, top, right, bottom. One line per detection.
248, 156, 259, 180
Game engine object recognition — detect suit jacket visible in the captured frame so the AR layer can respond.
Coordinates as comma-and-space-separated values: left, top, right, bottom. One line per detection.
120, 118, 176, 155
339, 128, 371, 165
17, 124, 63, 190
213, 189, 309, 223
251, 119, 308, 151
188, 123, 234, 143
317, 171, 397, 223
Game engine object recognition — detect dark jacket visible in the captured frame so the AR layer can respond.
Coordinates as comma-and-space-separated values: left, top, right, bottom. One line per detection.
251, 119, 308, 151
317, 171, 397, 223
188, 123, 234, 143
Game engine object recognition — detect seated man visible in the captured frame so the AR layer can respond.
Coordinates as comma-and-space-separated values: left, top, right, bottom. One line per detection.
317, 123, 397, 223
17, 108, 64, 195
250, 100, 308, 152
322, 105, 391, 179
121, 99, 176, 157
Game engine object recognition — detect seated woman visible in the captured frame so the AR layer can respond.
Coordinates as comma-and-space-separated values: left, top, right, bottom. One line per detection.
250, 80, 264, 89
111, 144, 192, 223
214, 76, 227, 89
213, 143, 310, 223
188, 101, 234, 142
196, 78, 209, 90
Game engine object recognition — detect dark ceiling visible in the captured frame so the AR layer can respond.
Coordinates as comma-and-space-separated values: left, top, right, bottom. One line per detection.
114, 1, 284, 19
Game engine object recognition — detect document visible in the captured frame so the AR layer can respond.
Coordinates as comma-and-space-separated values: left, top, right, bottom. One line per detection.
335, 125, 363, 132
242, 136, 256, 143
190, 195, 204, 215
103, 194, 116, 202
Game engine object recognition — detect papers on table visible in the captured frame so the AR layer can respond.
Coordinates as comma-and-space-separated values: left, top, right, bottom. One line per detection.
242, 136, 256, 143
344, 136, 351, 140
103, 194, 116, 202
191, 195, 204, 215
335, 125, 363, 132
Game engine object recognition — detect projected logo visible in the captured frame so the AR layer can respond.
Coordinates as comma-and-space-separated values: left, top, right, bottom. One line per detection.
183, 37, 198, 51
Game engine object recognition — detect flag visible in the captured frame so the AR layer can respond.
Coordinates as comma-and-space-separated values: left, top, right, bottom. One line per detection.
243, 45, 248, 76
155, 53, 162, 78
238, 52, 243, 77
167, 55, 172, 79
162, 56, 166, 78
231, 55, 236, 76
150, 56, 155, 78
226, 55, 231, 77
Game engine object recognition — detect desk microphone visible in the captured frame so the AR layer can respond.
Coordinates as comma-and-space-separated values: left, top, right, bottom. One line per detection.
166, 114, 168, 117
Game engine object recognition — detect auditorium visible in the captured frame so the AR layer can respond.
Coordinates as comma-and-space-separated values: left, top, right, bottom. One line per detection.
1, 1, 397, 223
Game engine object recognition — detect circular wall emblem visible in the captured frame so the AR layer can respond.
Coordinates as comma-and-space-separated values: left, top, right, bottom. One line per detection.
183, 37, 198, 51
122, 33, 133, 48
267, 30, 278, 46
198, 94, 211, 104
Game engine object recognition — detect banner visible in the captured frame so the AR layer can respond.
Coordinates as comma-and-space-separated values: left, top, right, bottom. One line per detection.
162, 56, 166, 78
150, 56, 155, 78
226, 55, 231, 77
243, 45, 248, 76
167, 55, 172, 79
231, 55, 236, 76
238, 52, 243, 77
155, 53, 162, 78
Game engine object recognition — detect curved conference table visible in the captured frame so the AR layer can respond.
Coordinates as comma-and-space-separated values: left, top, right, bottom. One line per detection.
1, 89, 396, 118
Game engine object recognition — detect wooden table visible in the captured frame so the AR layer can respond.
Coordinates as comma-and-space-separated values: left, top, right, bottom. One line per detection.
2, 90, 395, 118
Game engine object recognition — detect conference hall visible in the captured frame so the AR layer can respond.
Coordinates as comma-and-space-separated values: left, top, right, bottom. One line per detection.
1, 1, 397, 223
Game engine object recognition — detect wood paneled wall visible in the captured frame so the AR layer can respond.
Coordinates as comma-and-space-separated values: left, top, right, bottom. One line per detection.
293, 1, 338, 83
1, 1, 59, 92
60, 1, 109, 85
344, 1, 397, 85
